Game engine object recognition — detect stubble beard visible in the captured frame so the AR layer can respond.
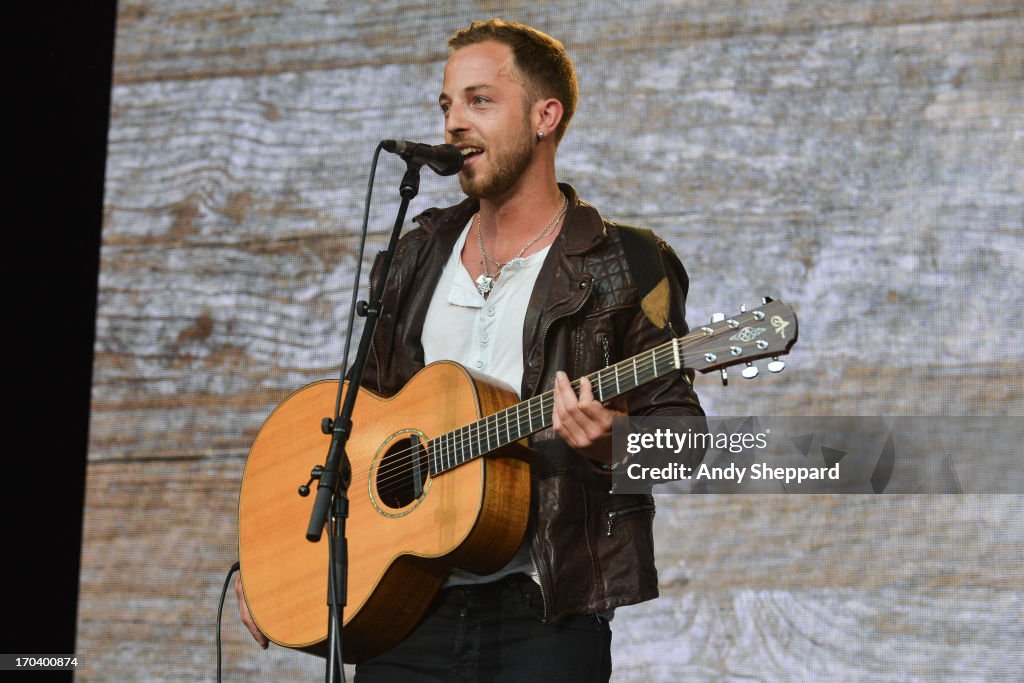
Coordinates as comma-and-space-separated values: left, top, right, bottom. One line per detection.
458, 118, 534, 201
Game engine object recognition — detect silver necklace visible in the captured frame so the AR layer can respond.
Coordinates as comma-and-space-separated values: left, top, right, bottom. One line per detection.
474, 193, 568, 297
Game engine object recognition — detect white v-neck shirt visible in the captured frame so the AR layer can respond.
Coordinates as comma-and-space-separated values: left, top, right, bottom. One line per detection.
422, 220, 550, 586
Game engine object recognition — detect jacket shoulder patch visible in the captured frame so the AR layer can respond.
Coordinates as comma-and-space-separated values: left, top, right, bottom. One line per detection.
641, 276, 670, 330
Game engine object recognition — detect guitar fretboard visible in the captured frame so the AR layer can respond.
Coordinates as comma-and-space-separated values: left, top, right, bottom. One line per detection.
426, 337, 682, 476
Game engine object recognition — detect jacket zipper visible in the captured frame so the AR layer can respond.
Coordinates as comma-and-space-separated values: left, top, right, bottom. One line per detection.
528, 549, 550, 623
528, 274, 593, 621
606, 503, 656, 536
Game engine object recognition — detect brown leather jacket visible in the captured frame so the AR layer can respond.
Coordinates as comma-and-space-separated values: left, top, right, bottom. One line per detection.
363, 184, 704, 623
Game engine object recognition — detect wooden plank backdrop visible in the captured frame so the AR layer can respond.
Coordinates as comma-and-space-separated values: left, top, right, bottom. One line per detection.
78, 1, 1023, 680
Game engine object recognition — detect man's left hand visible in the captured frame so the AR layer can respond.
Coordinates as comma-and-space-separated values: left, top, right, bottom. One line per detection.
552, 371, 623, 465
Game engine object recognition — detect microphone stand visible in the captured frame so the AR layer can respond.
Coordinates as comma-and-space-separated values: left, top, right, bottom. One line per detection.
305, 159, 423, 682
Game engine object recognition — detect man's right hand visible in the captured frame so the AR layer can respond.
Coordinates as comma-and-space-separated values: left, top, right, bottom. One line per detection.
235, 575, 270, 649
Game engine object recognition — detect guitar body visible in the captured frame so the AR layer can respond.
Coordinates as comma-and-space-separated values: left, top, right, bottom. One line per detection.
237, 361, 532, 663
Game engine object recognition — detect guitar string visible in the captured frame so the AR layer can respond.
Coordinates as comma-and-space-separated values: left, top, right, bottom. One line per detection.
346, 333, 709, 486
343, 336, 775, 490
357, 337, 772, 491
341, 307, 790, 487
344, 342, 682, 489
350, 330, 781, 489
356, 348, 733, 491
358, 342, 757, 492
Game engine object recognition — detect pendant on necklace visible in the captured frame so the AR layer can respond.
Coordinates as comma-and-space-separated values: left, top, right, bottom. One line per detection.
475, 273, 495, 297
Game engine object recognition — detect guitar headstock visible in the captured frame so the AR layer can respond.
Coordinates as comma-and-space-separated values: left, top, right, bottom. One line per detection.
684, 298, 798, 385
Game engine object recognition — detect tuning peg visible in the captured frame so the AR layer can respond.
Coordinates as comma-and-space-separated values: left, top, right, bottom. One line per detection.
740, 304, 746, 313
762, 296, 773, 305
711, 312, 725, 323
767, 357, 786, 373
741, 363, 759, 379
720, 368, 729, 386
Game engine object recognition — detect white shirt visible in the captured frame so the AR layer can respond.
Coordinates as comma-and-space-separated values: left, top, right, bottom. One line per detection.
422, 221, 549, 398
421, 220, 549, 586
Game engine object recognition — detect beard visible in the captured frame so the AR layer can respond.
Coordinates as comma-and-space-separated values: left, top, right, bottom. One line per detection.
458, 119, 534, 200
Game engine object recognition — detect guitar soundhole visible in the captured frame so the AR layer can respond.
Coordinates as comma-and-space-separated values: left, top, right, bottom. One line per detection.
376, 435, 430, 510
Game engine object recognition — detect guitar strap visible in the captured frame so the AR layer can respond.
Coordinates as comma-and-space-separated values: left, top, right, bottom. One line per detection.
616, 225, 683, 336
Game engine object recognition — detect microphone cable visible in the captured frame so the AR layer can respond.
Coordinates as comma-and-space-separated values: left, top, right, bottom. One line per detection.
216, 560, 241, 683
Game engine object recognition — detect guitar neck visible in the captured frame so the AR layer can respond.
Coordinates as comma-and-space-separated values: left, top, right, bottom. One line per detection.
426, 298, 797, 477
427, 338, 680, 476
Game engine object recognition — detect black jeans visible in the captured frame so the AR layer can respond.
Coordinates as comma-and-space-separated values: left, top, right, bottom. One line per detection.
354, 574, 612, 682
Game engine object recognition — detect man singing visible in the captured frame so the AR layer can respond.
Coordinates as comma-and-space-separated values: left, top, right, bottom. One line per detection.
239, 19, 704, 681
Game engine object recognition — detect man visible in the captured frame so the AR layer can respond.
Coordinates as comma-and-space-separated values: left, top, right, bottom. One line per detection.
238, 19, 704, 681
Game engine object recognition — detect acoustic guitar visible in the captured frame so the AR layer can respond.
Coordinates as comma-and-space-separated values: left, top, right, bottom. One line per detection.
237, 298, 797, 662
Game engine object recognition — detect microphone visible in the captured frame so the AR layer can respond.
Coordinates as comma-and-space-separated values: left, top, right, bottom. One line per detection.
382, 140, 464, 176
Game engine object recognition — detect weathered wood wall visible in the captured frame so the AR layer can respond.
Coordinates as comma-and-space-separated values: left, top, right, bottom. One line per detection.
78, 1, 1023, 680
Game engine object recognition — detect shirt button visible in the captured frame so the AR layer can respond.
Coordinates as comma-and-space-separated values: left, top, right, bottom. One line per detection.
475, 360, 483, 368
480, 335, 489, 344
486, 307, 495, 317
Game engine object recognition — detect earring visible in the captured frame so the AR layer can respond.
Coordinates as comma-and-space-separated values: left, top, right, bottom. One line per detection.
537, 130, 545, 140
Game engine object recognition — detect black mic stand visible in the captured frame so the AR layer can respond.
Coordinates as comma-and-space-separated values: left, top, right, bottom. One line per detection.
305, 160, 422, 682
